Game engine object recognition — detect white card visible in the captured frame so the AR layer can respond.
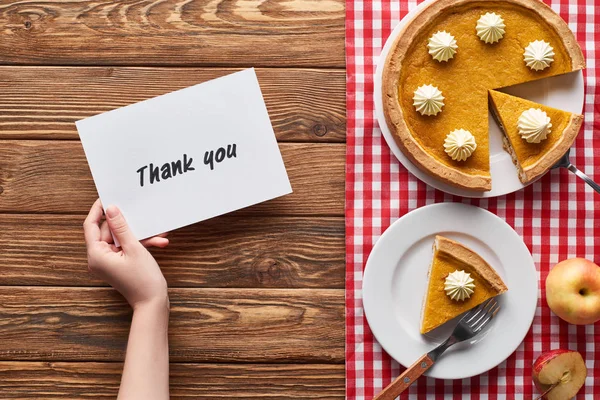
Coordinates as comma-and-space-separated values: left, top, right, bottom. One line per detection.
76, 68, 292, 241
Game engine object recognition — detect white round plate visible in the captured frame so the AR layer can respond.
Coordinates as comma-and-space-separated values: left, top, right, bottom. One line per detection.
374, 0, 585, 198
362, 203, 538, 380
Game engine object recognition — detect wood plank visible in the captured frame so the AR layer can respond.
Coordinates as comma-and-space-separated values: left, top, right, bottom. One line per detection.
0, 141, 344, 215
0, 0, 345, 67
0, 362, 345, 399
0, 287, 344, 363
0, 67, 345, 142
0, 214, 344, 288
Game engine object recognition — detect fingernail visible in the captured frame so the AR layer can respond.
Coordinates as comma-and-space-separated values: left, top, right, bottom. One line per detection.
106, 206, 119, 219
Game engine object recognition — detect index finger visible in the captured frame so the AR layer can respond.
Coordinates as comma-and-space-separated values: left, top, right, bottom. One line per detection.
83, 198, 104, 246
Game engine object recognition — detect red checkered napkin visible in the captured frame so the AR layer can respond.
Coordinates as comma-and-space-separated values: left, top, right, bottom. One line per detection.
345, 0, 600, 398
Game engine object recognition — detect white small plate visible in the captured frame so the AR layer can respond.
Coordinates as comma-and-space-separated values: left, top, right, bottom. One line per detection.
362, 203, 538, 379
374, 0, 585, 198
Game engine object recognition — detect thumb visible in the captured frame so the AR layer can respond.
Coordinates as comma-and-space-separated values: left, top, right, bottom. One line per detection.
105, 205, 139, 250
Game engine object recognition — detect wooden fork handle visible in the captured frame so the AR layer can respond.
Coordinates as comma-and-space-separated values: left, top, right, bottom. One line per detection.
373, 354, 434, 400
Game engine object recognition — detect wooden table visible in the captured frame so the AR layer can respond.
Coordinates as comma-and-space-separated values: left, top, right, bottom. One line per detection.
0, 1, 346, 397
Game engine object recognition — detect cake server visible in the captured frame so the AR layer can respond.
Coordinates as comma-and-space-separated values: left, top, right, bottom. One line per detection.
552, 149, 600, 194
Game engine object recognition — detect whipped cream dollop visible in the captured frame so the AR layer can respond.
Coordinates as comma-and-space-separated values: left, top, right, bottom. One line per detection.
444, 270, 476, 301
428, 31, 458, 62
518, 108, 552, 143
476, 12, 505, 44
413, 84, 445, 116
523, 40, 555, 71
444, 129, 477, 161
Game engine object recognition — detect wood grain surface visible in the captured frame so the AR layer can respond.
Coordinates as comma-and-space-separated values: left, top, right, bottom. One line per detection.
0, 0, 345, 67
0, 214, 344, 288
0, 0, 347, 395
0, 362, 345, 399
0, 141, 344, 215
0, 287, 344, 363
0, 67, 345, 142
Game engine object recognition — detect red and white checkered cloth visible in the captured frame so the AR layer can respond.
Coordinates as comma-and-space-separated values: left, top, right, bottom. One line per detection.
345, 0, 600, 398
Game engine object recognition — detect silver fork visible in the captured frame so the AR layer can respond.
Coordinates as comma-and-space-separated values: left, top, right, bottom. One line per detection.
552, 149, 600, 194
374, 299, 501, 400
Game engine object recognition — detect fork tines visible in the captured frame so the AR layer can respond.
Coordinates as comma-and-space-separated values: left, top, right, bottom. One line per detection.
461, 298, 501, 332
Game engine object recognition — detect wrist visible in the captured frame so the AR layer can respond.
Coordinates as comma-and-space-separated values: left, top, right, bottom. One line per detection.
133, 294, 170, 316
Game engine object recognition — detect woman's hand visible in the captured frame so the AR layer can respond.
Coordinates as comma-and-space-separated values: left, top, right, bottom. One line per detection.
83, 199, 170, 311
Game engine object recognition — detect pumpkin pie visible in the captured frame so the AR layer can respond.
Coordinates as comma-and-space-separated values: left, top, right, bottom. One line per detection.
421, 235, 508, 334
488, 89, 583, 184
382, 0, 585, 191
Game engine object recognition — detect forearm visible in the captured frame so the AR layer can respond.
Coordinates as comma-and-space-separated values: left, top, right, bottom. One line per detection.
118, 298, 170, 400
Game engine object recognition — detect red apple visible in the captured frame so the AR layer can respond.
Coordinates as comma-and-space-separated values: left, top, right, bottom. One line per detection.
533, 349, 587, 400
546, 258, 600, 325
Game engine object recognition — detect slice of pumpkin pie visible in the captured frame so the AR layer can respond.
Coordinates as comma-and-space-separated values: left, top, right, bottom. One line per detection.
421, 235, 508, 334
488, 90, 583, 184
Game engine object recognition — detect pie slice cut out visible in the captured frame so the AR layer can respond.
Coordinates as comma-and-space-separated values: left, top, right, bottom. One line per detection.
488, 89, 583, 184
421, 235, 508, 334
